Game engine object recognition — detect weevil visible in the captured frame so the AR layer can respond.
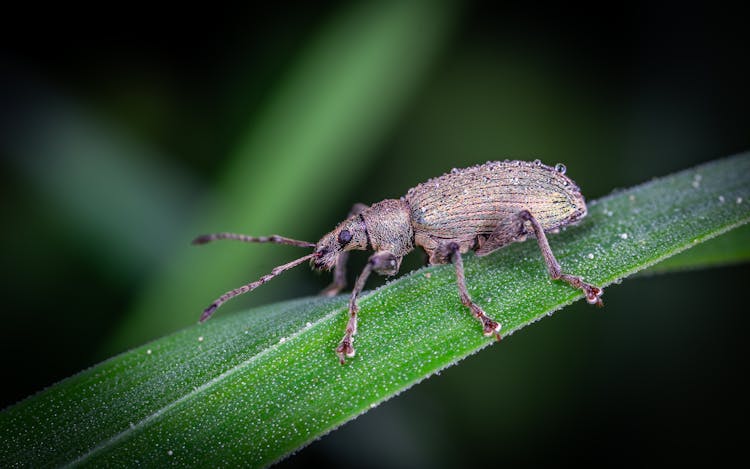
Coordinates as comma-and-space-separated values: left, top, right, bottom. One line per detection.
194, 159, 603, 364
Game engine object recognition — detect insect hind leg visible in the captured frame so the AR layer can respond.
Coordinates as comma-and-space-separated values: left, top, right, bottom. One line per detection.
475, 212, 527, 256
519, 210, 604, 306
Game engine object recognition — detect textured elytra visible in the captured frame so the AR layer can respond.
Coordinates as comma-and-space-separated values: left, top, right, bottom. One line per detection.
405, 160, 586, 245
398, 160, 587, 265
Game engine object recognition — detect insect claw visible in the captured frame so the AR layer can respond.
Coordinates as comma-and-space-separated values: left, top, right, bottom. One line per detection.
584, 285, 604, 306
481, 317, 502, 338
336, 338, 355, 364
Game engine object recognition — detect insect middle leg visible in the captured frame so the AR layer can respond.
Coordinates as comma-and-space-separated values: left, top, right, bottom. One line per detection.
336, 250, 400, 364
518, 210, 604, 305
442, 242, 502, 340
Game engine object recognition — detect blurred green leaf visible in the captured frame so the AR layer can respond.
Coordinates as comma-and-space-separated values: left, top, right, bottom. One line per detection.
2, 153, 748, 467
107, 1, 460, 354
0, 78, 199, 279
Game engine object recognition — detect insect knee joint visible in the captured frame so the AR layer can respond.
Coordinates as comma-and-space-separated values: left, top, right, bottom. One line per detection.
370, 252, 400, 275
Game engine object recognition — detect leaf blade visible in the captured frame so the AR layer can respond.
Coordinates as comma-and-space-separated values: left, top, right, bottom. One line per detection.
2, 152, 749, 467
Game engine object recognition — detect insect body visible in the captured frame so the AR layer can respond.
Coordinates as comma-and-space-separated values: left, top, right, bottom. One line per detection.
195, 160, 603, 364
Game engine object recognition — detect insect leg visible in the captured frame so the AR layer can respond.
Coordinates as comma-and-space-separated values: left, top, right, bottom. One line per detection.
475, 213, 527, 256
336, 250, 399, 364
445, 242, 502, 340
519, 210, 604, 306
321, 203, 369, 297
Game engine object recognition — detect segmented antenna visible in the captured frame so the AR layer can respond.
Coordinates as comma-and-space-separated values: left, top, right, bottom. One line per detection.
199, 252, 318, 322
192, 232, 315, 248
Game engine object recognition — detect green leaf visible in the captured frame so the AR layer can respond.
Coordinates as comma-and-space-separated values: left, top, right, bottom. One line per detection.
2, 153, 749, 467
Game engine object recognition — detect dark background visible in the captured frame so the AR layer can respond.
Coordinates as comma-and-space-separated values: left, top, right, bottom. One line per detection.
1, 2, 748, 467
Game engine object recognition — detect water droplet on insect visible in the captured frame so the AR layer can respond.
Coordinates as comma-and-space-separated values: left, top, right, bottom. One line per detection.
554, 163, 566, 174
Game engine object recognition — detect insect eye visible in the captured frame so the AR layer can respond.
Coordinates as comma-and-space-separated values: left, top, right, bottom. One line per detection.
338, 229, 352, 245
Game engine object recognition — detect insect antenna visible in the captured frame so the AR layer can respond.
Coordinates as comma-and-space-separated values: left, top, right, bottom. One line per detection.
192, 232, 315, 248
199, 252, 318, 323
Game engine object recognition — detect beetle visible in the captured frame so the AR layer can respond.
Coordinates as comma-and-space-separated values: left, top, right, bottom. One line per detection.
194, 159, 603, 364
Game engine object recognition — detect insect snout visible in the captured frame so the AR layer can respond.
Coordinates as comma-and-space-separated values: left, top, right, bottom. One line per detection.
311, 245, 338, 271
312, 249, 327, 269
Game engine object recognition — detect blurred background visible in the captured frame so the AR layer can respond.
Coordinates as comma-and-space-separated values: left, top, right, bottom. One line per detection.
1, 2, 748, 466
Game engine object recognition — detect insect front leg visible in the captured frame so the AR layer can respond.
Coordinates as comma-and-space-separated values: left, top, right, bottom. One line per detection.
321, 203, 369, 297
519, 210, 604, 306
442, 242, 502, 340
336, 250, 401, 364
